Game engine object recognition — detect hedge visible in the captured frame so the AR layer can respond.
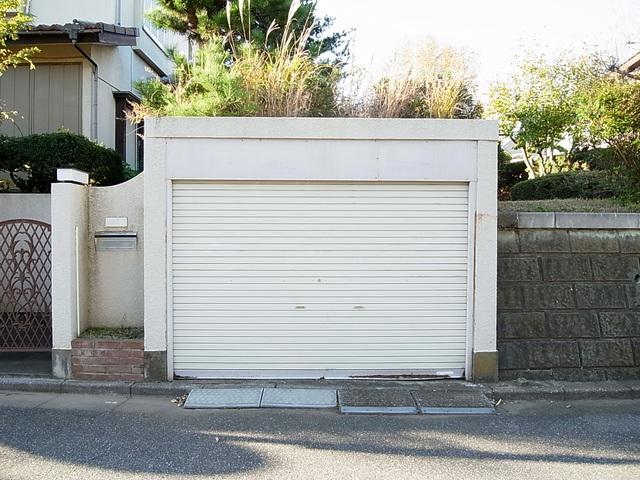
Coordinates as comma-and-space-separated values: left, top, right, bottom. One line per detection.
510, 171, 618, 201
0, 132, 126, 193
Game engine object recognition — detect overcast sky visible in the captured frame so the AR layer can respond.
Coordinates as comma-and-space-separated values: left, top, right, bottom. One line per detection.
315, 0, 640, 99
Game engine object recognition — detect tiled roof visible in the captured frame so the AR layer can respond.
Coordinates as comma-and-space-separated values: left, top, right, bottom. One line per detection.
26, 21, 138, 37
13, 20, 139, 46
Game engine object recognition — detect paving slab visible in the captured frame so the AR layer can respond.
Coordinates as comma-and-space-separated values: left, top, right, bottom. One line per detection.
183, 388, 263, 409
338, 388, 418, 415
261, 388, 337, 408
412, 389, 495, 415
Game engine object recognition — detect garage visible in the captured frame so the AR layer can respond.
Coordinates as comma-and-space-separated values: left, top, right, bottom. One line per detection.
144, 117, 498, 381
171, 181, 470, 378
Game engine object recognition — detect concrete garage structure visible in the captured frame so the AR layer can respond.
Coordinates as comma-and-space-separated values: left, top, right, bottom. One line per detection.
143, 117, 499, 382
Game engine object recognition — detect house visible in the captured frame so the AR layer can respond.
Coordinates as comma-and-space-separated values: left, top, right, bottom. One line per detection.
620, 50, 640, 74
0, 0, 188, 170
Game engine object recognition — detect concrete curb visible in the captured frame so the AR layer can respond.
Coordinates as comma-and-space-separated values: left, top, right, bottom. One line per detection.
487, 380, 640, 401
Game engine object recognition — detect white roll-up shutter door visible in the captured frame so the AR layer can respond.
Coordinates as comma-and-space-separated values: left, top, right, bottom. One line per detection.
171, 182, 470, 378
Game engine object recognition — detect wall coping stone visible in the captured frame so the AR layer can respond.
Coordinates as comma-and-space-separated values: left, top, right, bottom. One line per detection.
499, 212, 640, 230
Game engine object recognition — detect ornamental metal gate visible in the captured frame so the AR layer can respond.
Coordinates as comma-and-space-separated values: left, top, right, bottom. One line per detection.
0, 219, 52, 351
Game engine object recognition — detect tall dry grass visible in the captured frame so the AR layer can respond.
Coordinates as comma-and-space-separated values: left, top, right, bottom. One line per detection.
230, 0, 325, 117
341, 39, 479, 119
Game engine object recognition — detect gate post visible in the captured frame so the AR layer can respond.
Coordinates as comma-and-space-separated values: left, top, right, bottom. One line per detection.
51, 172, 90, 378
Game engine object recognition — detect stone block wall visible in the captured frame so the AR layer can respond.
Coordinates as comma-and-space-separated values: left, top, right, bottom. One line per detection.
498, 218, 640, 381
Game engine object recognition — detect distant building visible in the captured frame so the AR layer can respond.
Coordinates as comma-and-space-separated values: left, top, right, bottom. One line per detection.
620, 50, 640, 74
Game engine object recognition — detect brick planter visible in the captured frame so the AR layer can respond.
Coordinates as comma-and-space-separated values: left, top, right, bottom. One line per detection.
71, 338, 144, 381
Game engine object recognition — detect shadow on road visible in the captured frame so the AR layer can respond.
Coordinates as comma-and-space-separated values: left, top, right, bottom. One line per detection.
1, 402, 639, 476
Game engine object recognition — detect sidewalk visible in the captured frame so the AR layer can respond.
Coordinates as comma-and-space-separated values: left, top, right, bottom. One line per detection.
1, 376, 640, 406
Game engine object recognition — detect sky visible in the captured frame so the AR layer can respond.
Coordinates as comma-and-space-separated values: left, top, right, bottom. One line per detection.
315, 0, 640, 100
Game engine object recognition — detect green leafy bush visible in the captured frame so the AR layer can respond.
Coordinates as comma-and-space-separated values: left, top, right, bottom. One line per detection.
510, 171, 618, 201
0, 132, 125, 193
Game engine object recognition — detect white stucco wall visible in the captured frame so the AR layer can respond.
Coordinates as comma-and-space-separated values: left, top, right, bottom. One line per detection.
28, 0, 119, 25
88, 174, 144, 328
51, 183, 89, 355
0, 194, 51, 223
50, 173, 144, 377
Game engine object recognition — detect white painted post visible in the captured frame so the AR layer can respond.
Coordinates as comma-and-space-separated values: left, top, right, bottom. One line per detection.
472, 140, 499, 381
143, 121, 170, 379
51, 176, 90, 378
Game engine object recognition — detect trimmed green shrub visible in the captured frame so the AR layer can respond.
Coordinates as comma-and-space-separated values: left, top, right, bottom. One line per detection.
0, 132, 125, 193
510, 171, 618, 201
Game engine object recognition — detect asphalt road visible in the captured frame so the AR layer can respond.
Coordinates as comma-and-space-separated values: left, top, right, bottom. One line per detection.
0, 391, 639, 480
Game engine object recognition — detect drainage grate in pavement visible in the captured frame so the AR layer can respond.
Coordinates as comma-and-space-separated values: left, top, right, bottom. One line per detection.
412, 389, 495, 415
261, 388, 337, 408
183, 388, 263, 409
338, 389, 418, 415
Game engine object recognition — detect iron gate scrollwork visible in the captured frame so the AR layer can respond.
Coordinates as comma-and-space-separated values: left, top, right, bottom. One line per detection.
0, 219, 52, 351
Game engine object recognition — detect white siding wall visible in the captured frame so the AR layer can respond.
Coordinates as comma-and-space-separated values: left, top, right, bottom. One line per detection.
0, 64, 82, 136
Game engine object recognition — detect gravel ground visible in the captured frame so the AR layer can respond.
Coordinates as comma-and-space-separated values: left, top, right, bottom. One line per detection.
0, 391, 639, 480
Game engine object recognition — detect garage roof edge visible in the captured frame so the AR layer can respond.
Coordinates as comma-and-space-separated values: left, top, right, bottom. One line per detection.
144, 117, 499, 141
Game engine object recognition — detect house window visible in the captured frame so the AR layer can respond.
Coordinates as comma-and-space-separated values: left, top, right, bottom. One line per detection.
114, 92, 143, 171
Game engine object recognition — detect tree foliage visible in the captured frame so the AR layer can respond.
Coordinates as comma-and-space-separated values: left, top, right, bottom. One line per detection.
0, 0, 37, 72
575, 79, 640, 197
488, 55, 606, 177
147, 0, 349, 60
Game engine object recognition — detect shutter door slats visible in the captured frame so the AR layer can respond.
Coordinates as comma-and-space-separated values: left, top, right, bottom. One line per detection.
172, 182, 469, 377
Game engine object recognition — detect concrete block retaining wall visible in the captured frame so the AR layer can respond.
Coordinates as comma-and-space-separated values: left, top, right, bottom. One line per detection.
498, 213, 640, 381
